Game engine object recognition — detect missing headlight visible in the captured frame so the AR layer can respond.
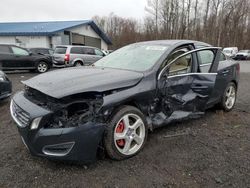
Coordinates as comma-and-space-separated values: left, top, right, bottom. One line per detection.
45, 99, 103, 129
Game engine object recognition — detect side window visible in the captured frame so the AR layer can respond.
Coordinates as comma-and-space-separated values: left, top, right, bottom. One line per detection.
0, 46, 11, 54
94, 49, 104, 56
37, 49, 48, 55
83, 48, 95, 55
168, 53, 193, 76
220, 52, 227, 61
11, 47, 29, 56
161, 47, 191, 70
70, 47, 84, 54
197, 50, 215, 73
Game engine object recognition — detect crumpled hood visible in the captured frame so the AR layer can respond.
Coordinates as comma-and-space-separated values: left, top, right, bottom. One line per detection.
23, 67, 144, 99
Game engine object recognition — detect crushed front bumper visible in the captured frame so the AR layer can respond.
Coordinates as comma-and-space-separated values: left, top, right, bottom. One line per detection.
10, 92, 105, 163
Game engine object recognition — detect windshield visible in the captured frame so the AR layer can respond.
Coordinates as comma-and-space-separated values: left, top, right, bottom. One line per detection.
94, 44, 168, 71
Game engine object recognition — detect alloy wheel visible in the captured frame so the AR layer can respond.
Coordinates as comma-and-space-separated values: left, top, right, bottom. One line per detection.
225, 85, 236, 109
37, 62, 48, 73
114, 114, 145, 156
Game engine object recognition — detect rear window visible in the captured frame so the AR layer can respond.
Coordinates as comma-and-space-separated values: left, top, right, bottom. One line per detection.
70, 47, 84, 54
0, 46, 11, 54
54, 47, 67, 54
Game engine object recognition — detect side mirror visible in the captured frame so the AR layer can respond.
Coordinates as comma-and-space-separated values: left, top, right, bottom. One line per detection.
29, 52, 33, 56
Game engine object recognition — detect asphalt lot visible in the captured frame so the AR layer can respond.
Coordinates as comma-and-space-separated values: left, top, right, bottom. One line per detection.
0, 61, 250, 188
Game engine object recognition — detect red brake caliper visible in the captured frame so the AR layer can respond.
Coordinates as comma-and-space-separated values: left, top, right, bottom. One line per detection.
116, 120, 125, 147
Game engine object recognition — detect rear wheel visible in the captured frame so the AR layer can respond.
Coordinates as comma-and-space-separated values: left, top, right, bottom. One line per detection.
74, 61, 83, 67
104, 106, 148, 160
37, 61, 49, 73
220, 82, 237, 112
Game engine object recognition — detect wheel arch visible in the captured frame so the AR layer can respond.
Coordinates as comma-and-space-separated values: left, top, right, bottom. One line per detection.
36, 59, 51, 68
72, 58, 84, 66
231, 80, 238, 90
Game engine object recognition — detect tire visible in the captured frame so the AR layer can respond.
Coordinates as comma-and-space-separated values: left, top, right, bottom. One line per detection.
74, 61, 83, 67
37, 61, 49, 73
219, 82, 237, 112
104, 105, 148, 160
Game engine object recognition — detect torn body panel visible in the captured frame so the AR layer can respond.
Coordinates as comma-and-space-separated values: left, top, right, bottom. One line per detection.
151, 74, 217, 128
12, 91, 106, 163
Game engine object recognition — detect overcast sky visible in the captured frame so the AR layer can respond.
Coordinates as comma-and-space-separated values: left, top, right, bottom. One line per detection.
1, 0, 148, 22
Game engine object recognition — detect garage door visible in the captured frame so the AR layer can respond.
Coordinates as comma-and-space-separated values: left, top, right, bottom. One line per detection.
85, 36, 101, 49
72, 33, 85, 45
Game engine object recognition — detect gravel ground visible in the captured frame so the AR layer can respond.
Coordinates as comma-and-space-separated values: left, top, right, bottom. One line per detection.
0, 61, 250, 188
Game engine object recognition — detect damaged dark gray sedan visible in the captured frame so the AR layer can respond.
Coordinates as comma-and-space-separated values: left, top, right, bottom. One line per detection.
10, 40, 240, 163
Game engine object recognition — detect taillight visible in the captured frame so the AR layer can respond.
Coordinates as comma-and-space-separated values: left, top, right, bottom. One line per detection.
64, 54, 70, 62
236, 63, 240, 74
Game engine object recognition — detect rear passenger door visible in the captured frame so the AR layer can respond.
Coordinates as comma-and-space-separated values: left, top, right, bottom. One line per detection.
206, 52, 231, 105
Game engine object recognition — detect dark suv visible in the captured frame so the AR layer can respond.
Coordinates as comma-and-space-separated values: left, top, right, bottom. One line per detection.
0, 45, 52, 73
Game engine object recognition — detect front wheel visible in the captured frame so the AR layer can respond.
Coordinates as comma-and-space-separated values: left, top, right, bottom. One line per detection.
37, 61, 49, 73
220, 82, 237, 112
104, 106, 148, 160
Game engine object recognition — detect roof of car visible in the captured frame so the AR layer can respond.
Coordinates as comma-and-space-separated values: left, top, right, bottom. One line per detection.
55, 45, 98, 49
136, 40, 211, 47
29, 47, 52, 50
0, 20, 112, 45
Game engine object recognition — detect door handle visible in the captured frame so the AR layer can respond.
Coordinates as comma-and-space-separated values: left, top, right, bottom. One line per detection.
222, 70, 229, 74
191, 84, 208, 90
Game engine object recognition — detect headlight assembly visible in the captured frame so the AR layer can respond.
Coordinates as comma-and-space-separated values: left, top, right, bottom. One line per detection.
31, 117, 42, 130
0, 76, 5, 82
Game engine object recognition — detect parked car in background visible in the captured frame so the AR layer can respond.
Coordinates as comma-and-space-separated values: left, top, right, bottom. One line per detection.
29, 48, 53, 66
102, 50, 109, 56
53, 45, 105, 67
0, 70, 12, 100
102, 50, 114, 56
11, 40, 240, 163
234, 50, 250, 60
29, 48, 54, 56
223, 47, 238, 58
0, 44, 52, 73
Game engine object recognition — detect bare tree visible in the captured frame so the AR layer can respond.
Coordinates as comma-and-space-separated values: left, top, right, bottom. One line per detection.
93, 0, 250, 50
145, 0, 161, 38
